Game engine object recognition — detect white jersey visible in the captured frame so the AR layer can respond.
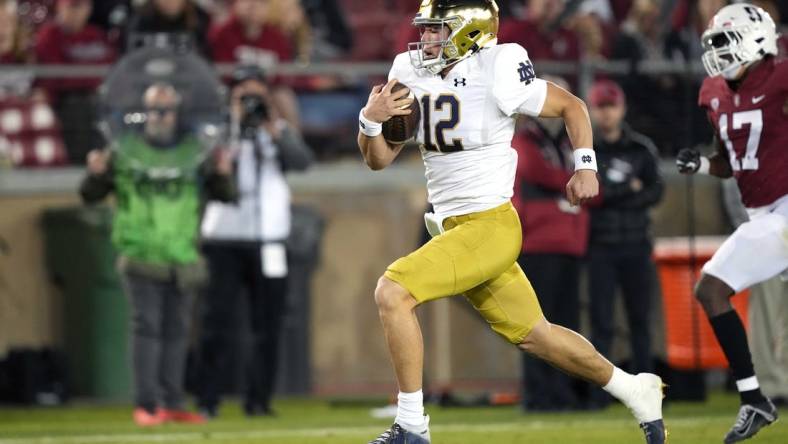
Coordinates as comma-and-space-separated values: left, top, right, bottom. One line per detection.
388, 43, 548, 216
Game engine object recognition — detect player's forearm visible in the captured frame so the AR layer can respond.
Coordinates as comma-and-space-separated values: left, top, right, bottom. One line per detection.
562, 97, 594, 150
357, 133, 403, 170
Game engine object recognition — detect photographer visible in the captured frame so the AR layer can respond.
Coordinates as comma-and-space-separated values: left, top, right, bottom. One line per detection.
197, 65, 313, 418
80, 82, 235, 426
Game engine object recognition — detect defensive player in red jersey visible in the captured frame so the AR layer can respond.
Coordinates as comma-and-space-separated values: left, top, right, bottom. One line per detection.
676, 4, 787, 443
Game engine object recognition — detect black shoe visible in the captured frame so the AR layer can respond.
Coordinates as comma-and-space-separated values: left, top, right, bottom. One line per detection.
724, 399, 778, 443
640, 419, 667, 444
368, 422, 430, 444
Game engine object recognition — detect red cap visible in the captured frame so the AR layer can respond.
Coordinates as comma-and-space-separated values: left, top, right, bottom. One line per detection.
589, 79, 625, 107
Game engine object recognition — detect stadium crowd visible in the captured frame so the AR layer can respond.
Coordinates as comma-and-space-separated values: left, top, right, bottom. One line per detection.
1, 0, 786, 168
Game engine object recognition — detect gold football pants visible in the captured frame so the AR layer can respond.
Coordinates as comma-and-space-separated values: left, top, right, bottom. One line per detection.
385, 201, 544, 344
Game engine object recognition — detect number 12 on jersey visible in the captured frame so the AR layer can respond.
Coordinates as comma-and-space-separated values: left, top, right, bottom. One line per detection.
420, 94, 464, 153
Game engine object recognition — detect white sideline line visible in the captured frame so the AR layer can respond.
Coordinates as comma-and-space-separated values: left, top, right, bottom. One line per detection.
0, 417, 722, 444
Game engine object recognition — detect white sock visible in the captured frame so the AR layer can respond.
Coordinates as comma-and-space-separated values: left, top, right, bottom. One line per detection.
603, 366, 638, 403
394, 390, 426, 432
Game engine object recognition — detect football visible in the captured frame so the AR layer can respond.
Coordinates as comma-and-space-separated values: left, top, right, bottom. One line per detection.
382, 82, 420, 145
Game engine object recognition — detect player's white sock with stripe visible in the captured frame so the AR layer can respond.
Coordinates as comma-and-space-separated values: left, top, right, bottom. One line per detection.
395, 389, 427, 433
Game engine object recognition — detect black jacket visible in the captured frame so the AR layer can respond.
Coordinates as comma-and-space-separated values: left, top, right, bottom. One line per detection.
591, 124, 664, 245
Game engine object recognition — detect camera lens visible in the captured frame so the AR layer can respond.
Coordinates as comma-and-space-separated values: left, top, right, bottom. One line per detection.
239, 94, 269, 138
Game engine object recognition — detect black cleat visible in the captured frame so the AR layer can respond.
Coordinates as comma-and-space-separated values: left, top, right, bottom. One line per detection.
368, 422, 430, 444
640, 419, 667, 444
724, 399, 778, 443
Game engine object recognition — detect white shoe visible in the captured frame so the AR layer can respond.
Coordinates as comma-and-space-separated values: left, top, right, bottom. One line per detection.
625, 373, 665, 424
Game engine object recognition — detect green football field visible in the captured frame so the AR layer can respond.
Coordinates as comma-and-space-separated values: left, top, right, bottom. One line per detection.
0, 392, 784, 443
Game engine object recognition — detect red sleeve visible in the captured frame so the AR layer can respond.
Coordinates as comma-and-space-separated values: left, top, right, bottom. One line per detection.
514, 134, 573, 192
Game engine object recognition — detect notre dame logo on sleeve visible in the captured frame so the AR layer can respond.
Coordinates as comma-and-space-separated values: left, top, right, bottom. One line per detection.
517, 61, 535, 85
582, 155, 592, 163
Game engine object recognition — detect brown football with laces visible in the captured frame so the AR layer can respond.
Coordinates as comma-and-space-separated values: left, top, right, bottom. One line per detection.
382, 82, 420, 145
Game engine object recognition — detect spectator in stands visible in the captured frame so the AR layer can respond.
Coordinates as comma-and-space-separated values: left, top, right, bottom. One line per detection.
576, 0, 615, 24
35, 0, 116, 164
498, 0, 581, 62
0, 0, 35, 97
300, 0, 352, 60
35, 0, 116, 99
209, 0, 301, 128
266, 0, 350, 92
585, 79, 664, 408
610, 0, 683, 156
126, 0, 211, 55
267, 0, 311, 64
208, 0, 293, 67
197, 65, 312, 418
568, 10, 611, 60
512, 76, 592, 412
0, 0, 68, 167
665, 0, 728, 62
611, 0, 667, 71
80, 82, 235, 426
0, 0, 32, 66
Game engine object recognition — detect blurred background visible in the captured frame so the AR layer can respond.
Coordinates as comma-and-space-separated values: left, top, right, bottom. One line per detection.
0, 0, 787, 441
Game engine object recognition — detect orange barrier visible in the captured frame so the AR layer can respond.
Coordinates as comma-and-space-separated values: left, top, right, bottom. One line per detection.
655, 237, 749, 370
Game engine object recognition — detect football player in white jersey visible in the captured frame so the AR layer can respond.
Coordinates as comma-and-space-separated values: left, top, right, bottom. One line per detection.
357, 1, 666, 443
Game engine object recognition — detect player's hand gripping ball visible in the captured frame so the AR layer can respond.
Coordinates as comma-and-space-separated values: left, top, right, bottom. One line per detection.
381, 82, 420, 145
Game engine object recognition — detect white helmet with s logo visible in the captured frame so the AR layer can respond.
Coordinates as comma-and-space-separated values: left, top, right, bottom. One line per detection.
701, 4, 778, 80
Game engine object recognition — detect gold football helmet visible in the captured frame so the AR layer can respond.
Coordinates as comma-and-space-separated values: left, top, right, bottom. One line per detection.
408, 0, 499, 75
